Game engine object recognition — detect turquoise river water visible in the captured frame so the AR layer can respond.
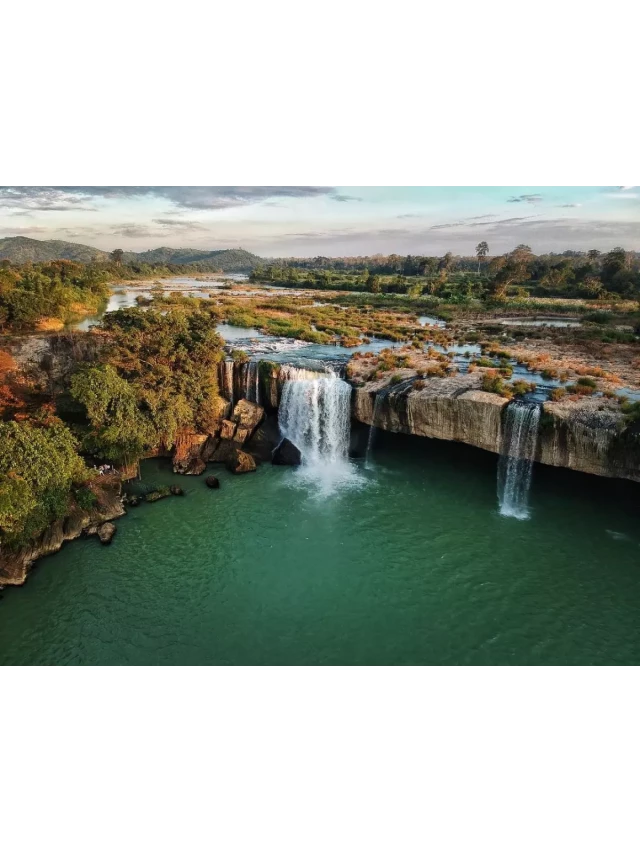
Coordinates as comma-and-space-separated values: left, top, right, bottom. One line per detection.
1, 429, 639, 666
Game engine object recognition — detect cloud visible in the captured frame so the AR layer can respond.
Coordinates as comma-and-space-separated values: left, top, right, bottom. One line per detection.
0, 187, 98, 211
467, 214, 498, 221
429, 222, 464, 230
557, 203, 582, 208
507, 194, 543, 204
0, 186, 349, 212
430, 215, 537, 231
110, 225, 160, 239
397, 213, 421, 219
152, 218, 208, 231
0, 225, 49, 236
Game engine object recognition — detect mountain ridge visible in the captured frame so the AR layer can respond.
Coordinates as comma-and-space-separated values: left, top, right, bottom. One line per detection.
0, 236, 262, 271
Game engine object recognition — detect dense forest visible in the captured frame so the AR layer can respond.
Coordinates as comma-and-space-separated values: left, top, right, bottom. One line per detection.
251, 246, 640, 301
0, 307, 226, 549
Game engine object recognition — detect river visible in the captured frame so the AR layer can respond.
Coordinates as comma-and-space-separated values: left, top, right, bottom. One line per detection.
1, 425, 639, 665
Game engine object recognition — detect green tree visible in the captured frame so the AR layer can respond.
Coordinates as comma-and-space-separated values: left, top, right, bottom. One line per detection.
111, 249, 124, 266
0, 419, 87, 543
71, 364, 153, 463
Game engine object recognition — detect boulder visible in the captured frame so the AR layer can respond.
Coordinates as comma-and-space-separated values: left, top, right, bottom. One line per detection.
205, 475, 220, 489
210, 438, 238, 464
220, 419, 237, 440
234, 426, 251, 445
169, 485, 184, 496
225, 449, 257, 474
272, 438, 302, 466
145, 487, 171, 503
231, 399, 264, 440
245, 415, 281, 461
97, 522, 117, 545
200, 435, 220, 462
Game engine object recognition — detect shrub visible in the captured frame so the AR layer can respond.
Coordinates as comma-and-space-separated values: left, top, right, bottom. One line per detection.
566, 383, 596, 396
576, 376, 597, 388
511, 381, 536, 396
481, 370, 512, 398
425, 365, 447, 378
74, 486, 97, 510
550, 387, 567, 402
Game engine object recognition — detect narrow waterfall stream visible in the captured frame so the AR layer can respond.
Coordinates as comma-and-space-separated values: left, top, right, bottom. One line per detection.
365, 389, 386, 468
278, 365, 359, 494
242, 361, 261, 405
497, 401, 541, 520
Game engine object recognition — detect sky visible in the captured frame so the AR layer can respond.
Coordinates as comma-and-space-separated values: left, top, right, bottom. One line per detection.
0, 186, 638, 257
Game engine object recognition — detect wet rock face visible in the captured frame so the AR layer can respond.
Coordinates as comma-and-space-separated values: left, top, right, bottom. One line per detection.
205, 475, 220, 489
272, 438, 302, 466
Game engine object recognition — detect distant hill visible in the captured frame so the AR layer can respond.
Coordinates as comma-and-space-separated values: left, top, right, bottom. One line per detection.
124, 247, 262, 272
0, 236, 108, 264
0, 236, 262, 272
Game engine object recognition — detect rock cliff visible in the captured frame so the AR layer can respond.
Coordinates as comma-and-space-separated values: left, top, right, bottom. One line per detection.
351, 374, 640, 482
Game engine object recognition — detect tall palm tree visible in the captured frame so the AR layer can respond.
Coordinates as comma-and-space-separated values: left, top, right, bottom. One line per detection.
475, 241, 489, 274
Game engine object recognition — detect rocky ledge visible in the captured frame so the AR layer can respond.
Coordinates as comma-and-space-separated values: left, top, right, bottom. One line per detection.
351, 373, 640, 482
0, 477, 125, 586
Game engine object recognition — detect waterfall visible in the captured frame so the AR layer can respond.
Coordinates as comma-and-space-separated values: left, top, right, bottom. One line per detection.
220, 360, 235, 407
278, 365, 359, 494
242, 361, 261, 405
497, 401, 541, 520
365, 390, 386, 468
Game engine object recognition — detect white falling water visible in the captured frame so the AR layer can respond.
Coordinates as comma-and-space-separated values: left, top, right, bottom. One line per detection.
497, 401, 541, 520
365, 390, 385, 469
243, 361, 260, 405
221, 360, 235, 407
278, 365, 360, 495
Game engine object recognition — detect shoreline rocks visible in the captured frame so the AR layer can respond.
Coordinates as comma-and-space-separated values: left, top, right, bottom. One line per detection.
97, 522, 117, 544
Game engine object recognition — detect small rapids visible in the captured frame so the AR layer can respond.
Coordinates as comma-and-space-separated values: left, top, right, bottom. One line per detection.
497, 401, 541, 520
